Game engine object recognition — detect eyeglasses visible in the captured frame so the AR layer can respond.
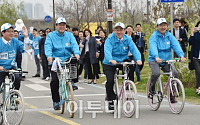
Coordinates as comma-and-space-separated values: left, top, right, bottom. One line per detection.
6, 30, 14, 33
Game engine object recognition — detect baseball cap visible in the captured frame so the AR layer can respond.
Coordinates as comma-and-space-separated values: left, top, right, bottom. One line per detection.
157, 18, 167, 26
56, 17, 66, 24
114, 22, 125, 29
1, 23, 15, 32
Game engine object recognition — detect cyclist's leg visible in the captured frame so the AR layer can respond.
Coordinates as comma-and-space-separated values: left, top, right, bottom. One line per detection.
13, 73, 21, 90
149, 62, 160, 93
50, 71, 60, 109
103, 64, 116, 100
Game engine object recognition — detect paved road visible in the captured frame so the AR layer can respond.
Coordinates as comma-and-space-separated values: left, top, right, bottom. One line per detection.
18, 58, 199, 125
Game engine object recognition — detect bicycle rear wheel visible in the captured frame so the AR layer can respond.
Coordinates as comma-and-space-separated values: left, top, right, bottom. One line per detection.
121, 80, 137, 118
147, 78, 161, 111
66, 82, 74, 118
3, 90, 24, 125
168, 78, 185, 114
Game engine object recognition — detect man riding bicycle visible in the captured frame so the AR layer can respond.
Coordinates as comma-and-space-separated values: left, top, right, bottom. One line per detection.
0, 23, 30, 90
103, 22, 142, 110
45, 17, 80, 110
148, 18, 186, 102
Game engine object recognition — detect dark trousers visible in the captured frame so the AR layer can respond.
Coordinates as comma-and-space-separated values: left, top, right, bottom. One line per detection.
0, 71, 21, 90
41, 54, 50, 78
149, 61, 178, 86
50, 71, 60, 102
34, 55, 41, 75
84, 52, 99, 79
103, 60, 134, 101
16, 50, 22, 69
193, 58, 200, 88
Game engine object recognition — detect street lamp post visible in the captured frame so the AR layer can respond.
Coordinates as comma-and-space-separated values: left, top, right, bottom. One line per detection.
53, 0, 55, 30
108, 0, 112, 34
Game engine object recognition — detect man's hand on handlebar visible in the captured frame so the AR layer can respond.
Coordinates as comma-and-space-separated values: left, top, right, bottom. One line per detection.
180, 57, 186, 62
47, 57, 53, 64
75, 55, 80, 60
0, 66, 3, 71
109, 60, 117, 65
137, 60, 142, 65
156, 57, 162, 63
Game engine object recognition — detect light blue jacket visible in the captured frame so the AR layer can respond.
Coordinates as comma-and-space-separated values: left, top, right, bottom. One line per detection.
32, 35, 41, 55
0, 38, 24, 69
148, 30, 184, 62
45, 30, 80, 61
103, 33, 141, 65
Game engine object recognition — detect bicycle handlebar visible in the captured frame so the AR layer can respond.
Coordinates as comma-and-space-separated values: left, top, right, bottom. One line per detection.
2, 69, 28, 74
52, 57, 77, 65
115, 61, 135, 66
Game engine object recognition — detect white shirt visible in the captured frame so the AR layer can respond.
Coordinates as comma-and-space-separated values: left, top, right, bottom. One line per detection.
174, 28, 179, 40
199, 51, 200, 59
2, 37, 11, 45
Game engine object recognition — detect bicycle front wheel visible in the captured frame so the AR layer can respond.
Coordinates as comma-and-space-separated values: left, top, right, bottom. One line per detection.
168, 78, 185, 114
146, 78, 161, 111
3, 90, 24, 125
66, 82, 74, 118
121, 80, 137, 118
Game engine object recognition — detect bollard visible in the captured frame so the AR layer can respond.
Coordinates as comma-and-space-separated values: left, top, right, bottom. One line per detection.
135, 99, 139, 119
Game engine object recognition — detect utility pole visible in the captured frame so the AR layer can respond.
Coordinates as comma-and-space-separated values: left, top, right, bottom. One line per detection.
107, 0, 112, 34
53, 0, 55, 30
147, 0, 150, 23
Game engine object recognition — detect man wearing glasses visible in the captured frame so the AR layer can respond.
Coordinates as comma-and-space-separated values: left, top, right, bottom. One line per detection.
0, 23, 30, 90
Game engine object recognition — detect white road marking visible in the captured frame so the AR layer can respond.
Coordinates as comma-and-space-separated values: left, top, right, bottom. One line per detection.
26, 78, 49, 84
24, 93, 105, 99
25, 84, 50, 91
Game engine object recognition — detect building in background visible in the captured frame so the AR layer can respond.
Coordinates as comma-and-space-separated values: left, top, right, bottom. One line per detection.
24, 3, 33, 19
34, 3, 44, 19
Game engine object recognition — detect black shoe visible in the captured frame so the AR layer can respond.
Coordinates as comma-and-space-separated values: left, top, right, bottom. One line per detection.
42, 77, 46, 80
72, 85, 78, 91
32, 74, 40, 77
108, 101, 114, 110
149, 83, 156, 95
22, 76, 26, 78
88, 80, 93, 84
170, 96, 177, 103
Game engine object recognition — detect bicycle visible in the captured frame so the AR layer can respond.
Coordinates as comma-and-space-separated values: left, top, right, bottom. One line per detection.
0, 69, 27, 125
112, 61, 139, 118
146, 59, 185, 114
53, 57, 77, 118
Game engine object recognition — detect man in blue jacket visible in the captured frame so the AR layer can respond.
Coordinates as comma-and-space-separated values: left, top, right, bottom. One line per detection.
45, 17, 80, 110
103, 22, 142, 110
148, 18, 186, 102
0, 23, 30, 90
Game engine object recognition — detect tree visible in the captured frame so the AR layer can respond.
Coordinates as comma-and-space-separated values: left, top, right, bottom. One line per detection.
0, 0, 25, 26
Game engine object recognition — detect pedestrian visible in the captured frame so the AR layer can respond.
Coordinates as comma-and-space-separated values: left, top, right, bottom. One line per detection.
189, 21, 200, 94
32, 28, 41, 77
80, 29, 99, 84
39, 28, 51, 81
172, 18, 188, 57
135, 23, 146, 84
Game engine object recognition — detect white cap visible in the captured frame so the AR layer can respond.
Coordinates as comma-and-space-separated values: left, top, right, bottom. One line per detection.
1, 23, 15, 32
15, 19, 25, 31
56, 17, 66, 24
114, 22, 125, 29
157, 18, 167, 26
